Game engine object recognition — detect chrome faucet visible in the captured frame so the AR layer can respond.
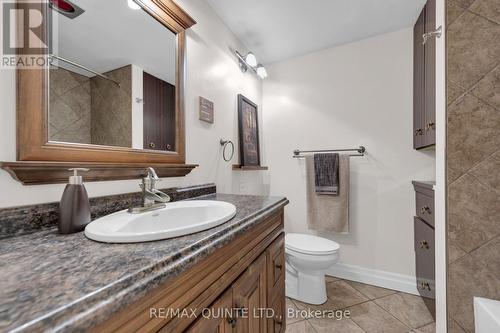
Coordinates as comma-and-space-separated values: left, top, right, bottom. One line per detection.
128, 167, 171, 214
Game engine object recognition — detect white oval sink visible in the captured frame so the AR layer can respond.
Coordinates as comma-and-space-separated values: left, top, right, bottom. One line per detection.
84, 200, 236, 243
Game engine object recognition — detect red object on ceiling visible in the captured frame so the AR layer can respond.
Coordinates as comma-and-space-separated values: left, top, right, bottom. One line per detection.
50, 0, 75, 13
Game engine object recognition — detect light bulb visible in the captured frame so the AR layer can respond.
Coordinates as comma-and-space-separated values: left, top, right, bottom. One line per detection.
128, 0, 141, 10
245, 52, 257, 67
256, 65, 267, 79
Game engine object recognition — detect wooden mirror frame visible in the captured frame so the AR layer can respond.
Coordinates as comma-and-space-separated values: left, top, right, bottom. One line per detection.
1, 0, 197, 185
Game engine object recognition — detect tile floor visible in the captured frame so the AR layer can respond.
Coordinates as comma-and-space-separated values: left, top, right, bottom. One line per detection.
285, 277, 435, 333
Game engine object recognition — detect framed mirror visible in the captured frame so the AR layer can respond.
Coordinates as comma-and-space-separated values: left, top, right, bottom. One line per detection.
3, 0, 197, 184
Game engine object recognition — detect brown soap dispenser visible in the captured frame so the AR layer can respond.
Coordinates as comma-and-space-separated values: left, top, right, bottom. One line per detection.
59, 168, 91, 234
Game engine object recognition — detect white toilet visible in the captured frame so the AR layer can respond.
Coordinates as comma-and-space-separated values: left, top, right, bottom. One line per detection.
285, 233, 340, 305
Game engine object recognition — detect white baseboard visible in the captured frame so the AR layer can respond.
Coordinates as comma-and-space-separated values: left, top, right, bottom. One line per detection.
326, 263, 419, 296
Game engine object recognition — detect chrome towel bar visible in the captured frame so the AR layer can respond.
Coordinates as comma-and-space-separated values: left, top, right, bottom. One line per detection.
293, 146, 366, 158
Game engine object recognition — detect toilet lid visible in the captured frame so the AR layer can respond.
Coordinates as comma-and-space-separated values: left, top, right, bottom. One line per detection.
285, 233, 340, 255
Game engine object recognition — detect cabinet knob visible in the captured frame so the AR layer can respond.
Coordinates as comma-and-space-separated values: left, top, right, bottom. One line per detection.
420, 281, 431, 291
166, 144, 172, 150
149, 142, 156, 149
275, 263, 283, 269
415, 128, 423, 136
420, 206, 431, 214
426, 122, 435, 130
419, 240, 429, 249
275, 315, 283, 324
422, 26, 442, 45
227, 318, 237, 327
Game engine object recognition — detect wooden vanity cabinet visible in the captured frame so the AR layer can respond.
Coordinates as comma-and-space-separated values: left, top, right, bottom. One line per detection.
413, 0, 436, 150
188, 235, 286, 333
186, 289, 233, 333
412, 181, 435, 314
93, 209, 286, 333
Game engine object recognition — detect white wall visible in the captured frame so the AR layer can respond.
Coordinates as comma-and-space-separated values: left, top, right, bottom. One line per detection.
0, 0, 267, 208
263, 28, 435, 277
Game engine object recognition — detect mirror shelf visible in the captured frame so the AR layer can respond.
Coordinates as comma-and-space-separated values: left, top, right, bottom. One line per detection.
0, 161, 198, 185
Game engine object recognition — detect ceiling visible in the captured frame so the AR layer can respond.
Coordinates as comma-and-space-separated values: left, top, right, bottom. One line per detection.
52, 0, 176, 84
206, 0, 426, 64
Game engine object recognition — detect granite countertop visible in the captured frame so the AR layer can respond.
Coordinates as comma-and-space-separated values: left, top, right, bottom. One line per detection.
0, 193, 288, 332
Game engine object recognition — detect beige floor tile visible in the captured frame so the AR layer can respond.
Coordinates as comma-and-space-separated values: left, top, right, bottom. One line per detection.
374, 293, 434, 329
286, 297, 304, 324
308, 317, 365, 333
346, 280, 397, 300
285, 320, 316, 333
293, 297, 341, 316
348, 301, 409, 333
326, 280, 369, 309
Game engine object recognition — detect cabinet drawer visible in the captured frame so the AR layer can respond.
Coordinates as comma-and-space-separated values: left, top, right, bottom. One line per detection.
416, 192, 434, 227
267, 234, 285, 303
414, 217, 435, 299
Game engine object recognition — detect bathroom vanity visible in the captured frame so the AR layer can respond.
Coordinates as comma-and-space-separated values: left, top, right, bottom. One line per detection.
94, 203, 286, 333
0, 193, 288, 333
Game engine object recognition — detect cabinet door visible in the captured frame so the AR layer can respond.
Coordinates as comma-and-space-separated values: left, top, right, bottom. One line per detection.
424, 0, 436, 147
267, 235, 285, 333
186, 289, 233, 333
267, 290, 285, 333
267, 234, 285, 302
413, 6, 426, 149
232, 253, 267, 333
143, 71, 176, 151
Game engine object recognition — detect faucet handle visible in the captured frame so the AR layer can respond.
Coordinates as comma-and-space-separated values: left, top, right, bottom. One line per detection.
146, 167, 160, 181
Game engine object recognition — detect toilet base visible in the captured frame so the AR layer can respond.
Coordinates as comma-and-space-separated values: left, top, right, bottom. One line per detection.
285, 264, 328, 305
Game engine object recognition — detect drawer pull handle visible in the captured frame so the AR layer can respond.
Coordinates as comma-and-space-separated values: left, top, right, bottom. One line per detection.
420, 282, 431, 291
415, 128, 423, 136
275, 264, 283, 269
419, 240, 429, 249
420, 206, 431, 214
426, 122, 435, 130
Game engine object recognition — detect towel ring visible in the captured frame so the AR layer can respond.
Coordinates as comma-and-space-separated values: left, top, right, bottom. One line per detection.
220, 139, 234, 162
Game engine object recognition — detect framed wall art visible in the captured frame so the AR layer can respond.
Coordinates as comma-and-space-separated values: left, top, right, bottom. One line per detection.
237, 94, 261, 166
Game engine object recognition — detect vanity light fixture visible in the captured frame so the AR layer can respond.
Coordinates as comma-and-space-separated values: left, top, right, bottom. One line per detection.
244, 52, 257, 67
256, 65, 268, 79
127, 0, 141, 10
235, 51, 267, 79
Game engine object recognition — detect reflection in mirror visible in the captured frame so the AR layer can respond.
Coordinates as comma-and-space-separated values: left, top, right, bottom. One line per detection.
48, 0, 177, 151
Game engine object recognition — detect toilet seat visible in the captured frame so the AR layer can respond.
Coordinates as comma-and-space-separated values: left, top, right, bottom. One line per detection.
285, 233, 340, 256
